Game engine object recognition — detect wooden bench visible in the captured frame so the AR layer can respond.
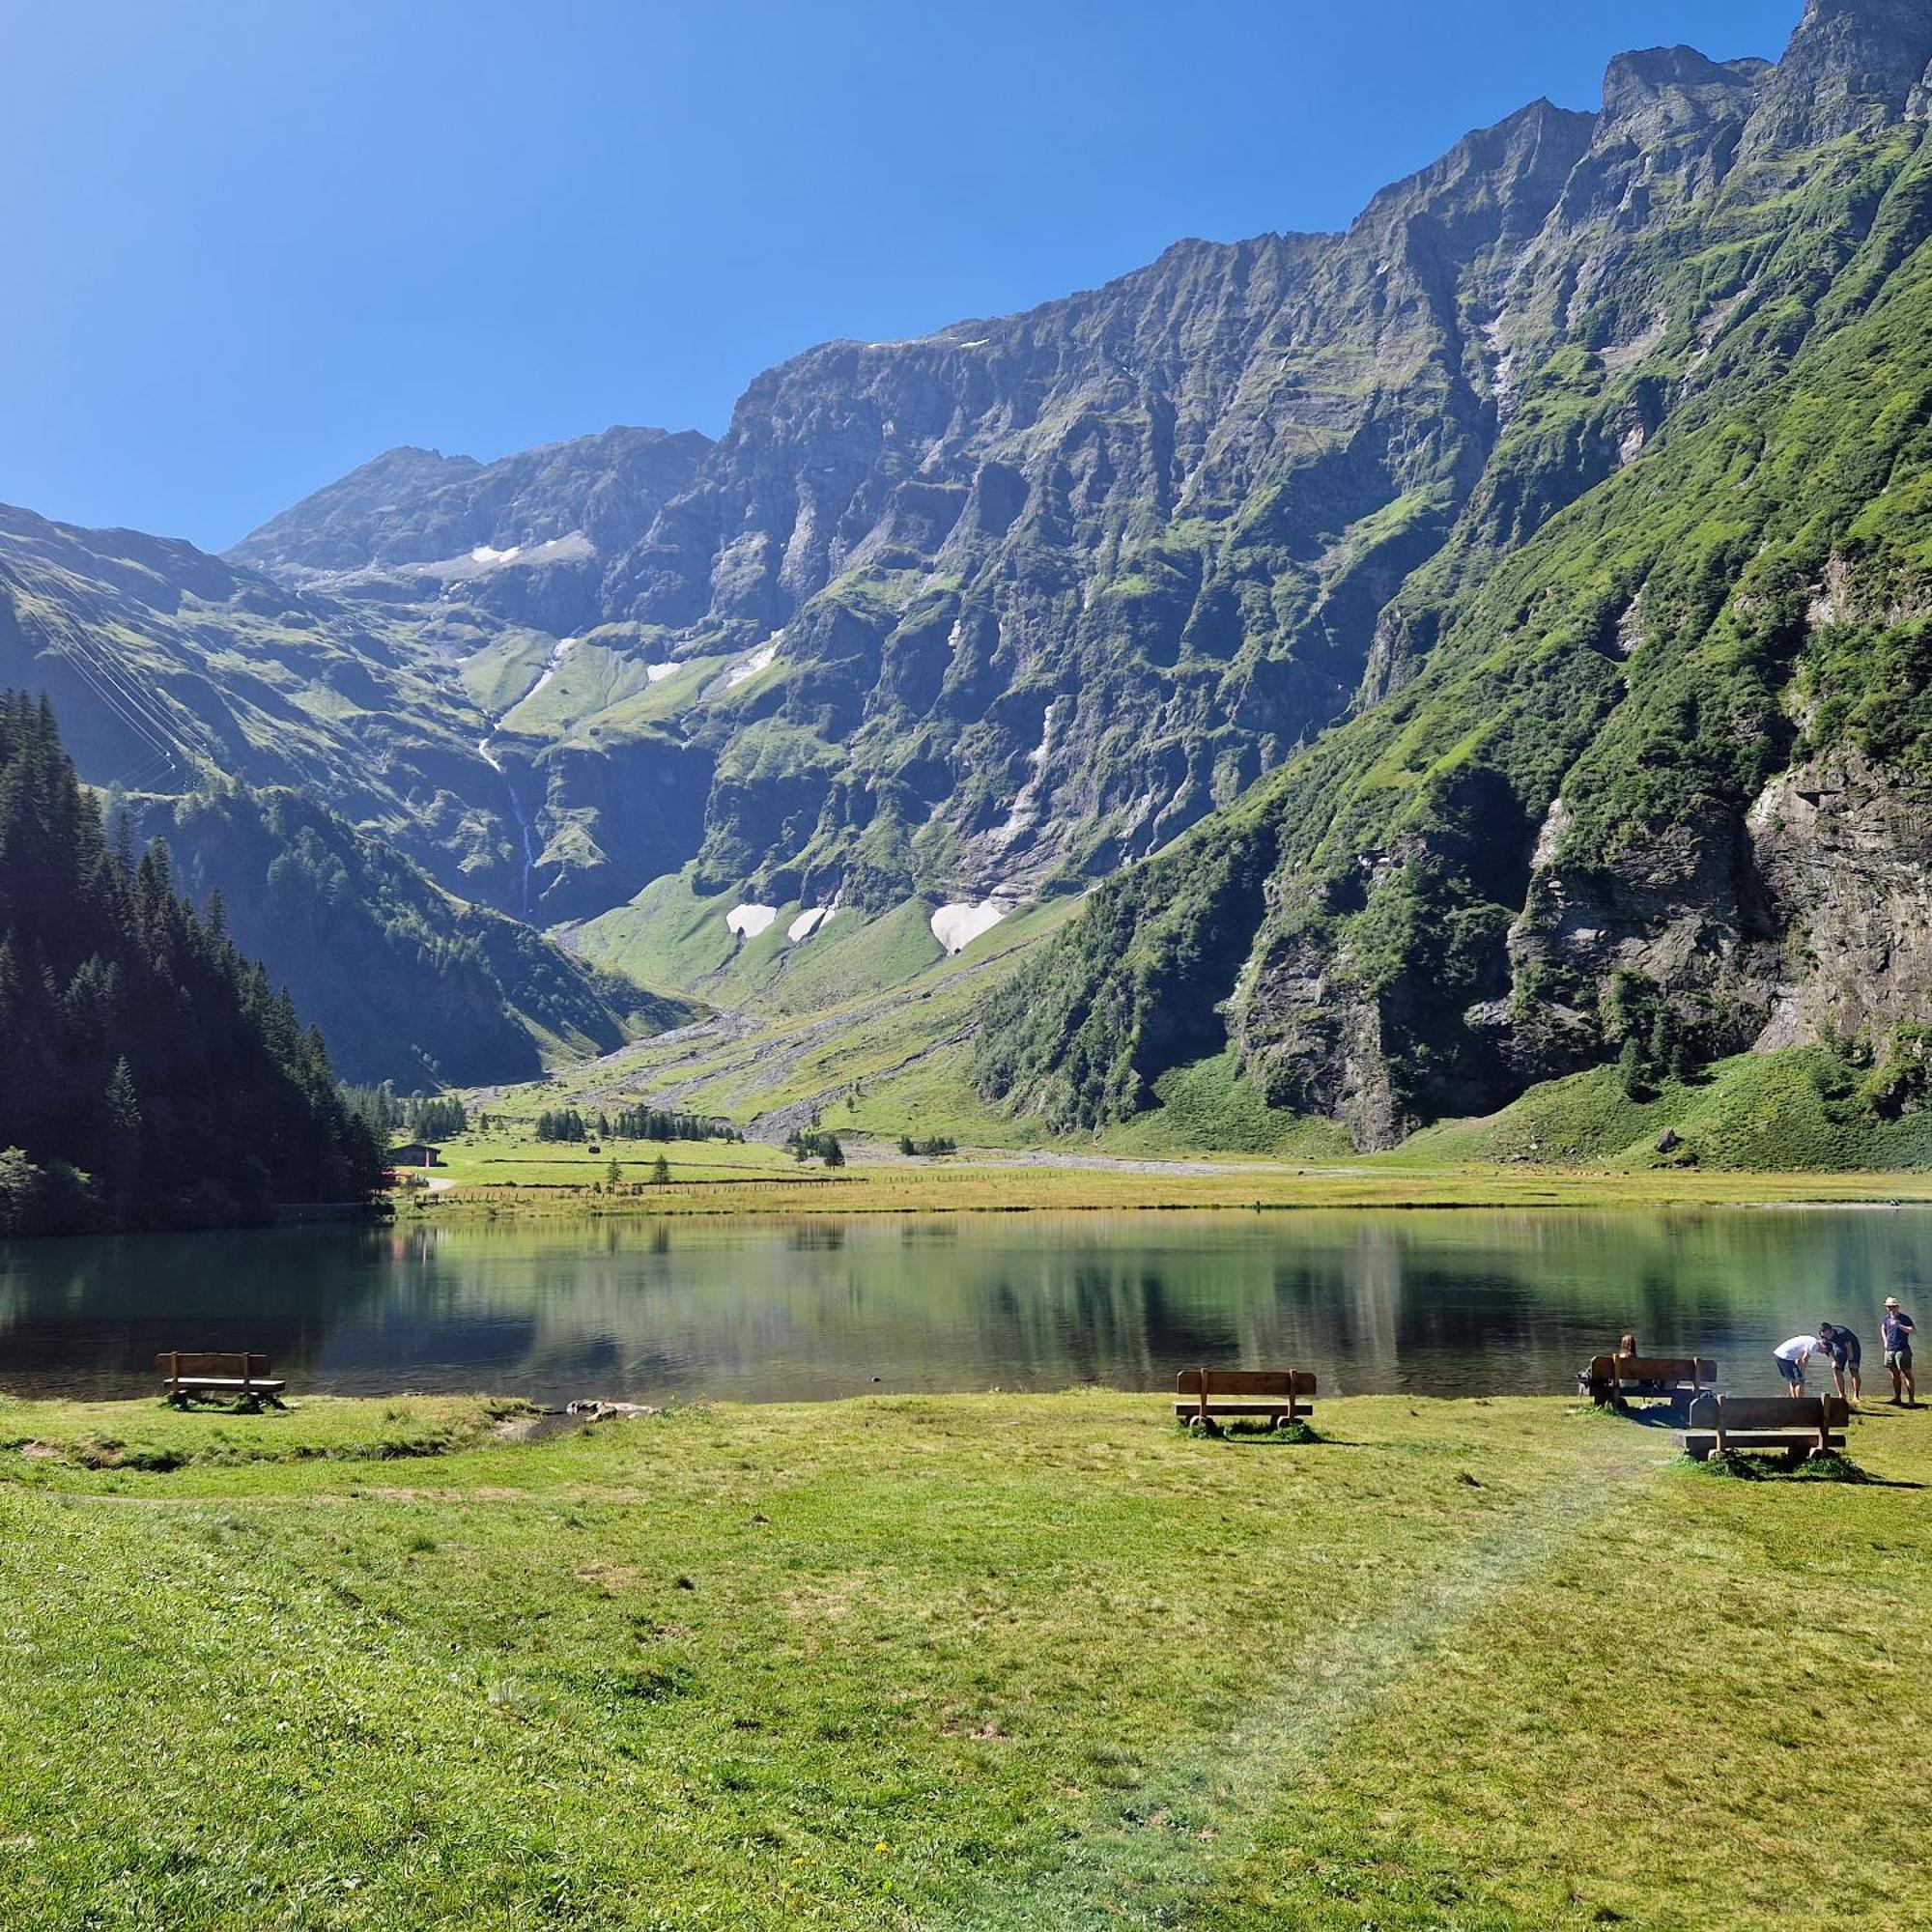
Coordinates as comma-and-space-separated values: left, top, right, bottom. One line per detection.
1678, 1393, 1849, 1463
157, 1351, 287, 1407
1577, 1354, 1717, 1407
1175, 1368, 1316, 1430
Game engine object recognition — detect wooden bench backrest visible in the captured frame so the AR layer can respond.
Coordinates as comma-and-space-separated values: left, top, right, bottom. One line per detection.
156, 1351, 270, 1378
1686, 1394, 1850, 1431
1176, 1368, 1317, 1398
1586, 1354, 1718, 1382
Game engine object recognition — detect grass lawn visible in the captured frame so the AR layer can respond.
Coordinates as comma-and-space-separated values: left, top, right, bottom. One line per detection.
2, 1391, 1929, 1927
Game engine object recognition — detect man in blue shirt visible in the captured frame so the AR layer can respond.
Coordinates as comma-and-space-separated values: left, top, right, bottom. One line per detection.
1819, 1322, 1861, 1405
1882, 1298, 1917, 1407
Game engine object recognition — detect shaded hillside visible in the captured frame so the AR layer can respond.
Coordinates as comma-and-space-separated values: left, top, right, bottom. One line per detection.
0, 501, 523, 904
133, 787, 691, 1088
0, 693, 381, 1235
977, 0, 1932, 1146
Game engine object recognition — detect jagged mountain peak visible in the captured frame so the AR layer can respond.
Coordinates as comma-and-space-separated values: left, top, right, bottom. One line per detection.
226, 423, 713, 636
1747, 0, 1932, 148
1352, 97, 1597, 243
1602, 44, 1765, 111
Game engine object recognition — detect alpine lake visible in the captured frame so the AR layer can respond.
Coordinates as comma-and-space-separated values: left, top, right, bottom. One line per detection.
3, 1205, 1925, 1406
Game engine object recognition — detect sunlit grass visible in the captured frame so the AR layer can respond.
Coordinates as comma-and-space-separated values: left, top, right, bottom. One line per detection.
1, 1392, 1928, 1926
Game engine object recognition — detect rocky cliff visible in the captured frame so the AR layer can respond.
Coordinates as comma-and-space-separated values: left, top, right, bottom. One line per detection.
977, 0, 1932, 1145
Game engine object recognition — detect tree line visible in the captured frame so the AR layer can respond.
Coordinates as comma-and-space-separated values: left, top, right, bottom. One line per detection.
0, 692, 382, 1236
340, 1084, 469, 1145
534, 1106, 741, 1144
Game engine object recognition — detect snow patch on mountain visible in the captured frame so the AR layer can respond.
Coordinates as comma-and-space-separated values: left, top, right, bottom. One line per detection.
931, 901, 1009, 954
726, 903, 778, 939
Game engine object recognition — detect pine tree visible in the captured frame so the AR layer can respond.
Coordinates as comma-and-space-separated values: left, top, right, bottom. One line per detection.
1617, 1035, 1646, 1100
0, 691, 381, 1233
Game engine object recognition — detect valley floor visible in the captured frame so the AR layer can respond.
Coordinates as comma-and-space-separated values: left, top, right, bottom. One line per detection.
3, 1391, 1929, 1928
413, 1127, 1932, 1220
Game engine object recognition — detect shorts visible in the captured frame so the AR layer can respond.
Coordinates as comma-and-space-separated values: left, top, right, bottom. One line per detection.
1776, 1357, 1804, 1385
1885, 1348, 1913, 1372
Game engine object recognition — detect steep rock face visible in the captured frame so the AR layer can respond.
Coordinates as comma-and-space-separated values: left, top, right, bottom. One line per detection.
201, 97, 1608, 923
1744, 0, 1932, 151
229, 428, 713, 634
579, 101, 1597, 907
1747, 750, 1932, 1047
978, 0, 1932, 1146
526, 729, 716, 925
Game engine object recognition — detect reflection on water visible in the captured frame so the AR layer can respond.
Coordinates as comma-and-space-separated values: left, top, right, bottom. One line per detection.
1, 1208, 1927, 1405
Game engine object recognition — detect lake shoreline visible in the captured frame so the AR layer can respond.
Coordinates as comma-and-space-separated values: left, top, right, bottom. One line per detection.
412, 1158, 1932, 1223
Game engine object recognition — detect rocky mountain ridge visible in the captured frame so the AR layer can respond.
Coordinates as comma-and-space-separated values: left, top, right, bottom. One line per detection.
977, 0, 1932, 1144
4, 0, 1929, 1129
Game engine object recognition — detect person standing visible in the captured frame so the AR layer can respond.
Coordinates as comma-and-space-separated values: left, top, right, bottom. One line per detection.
1881, 1298, 1917, 1407
1820, 1322, 1861, 1404
1773, 1330, 1827, 1397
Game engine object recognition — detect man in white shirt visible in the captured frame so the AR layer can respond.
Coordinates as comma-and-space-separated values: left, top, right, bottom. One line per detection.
1773, 1332, 1826, 1397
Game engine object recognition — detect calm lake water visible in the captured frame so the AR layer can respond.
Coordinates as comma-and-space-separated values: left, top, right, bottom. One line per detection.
1, 1208, 1927, 1406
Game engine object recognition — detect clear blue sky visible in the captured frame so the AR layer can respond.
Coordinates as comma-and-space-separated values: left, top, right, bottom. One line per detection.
4, 0, 1800, 551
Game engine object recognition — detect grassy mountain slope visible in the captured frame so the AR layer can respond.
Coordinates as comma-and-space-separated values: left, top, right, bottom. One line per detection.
133, 786, 690, 1089
978, 20, 1932, 1154
0, 502, 525, 906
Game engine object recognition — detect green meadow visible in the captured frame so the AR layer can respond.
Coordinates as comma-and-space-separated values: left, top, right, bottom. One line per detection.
3, 1390, 1928, 1928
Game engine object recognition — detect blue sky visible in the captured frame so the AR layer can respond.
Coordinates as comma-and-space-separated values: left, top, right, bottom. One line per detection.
4, 0, 1800, 551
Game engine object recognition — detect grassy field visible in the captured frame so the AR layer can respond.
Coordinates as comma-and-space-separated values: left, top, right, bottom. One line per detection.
2, 1389, 1928, 1928
410, 1125, 1932, 1221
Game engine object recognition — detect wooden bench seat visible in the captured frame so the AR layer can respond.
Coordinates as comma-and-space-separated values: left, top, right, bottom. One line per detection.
1677, 1393, 1849, 1462
1577, 1354, 1717, 1406
157, 1352, 287, 1406
1175, 1368, 1315, 1429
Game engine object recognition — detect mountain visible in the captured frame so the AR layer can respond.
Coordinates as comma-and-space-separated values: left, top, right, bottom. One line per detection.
0, 503, 694, 1085
976, 0, 1932, 1146
227, 427, 713, 635
0, 500, 523, 903
128, 785, 691, 1088
0, 692, 382, 1234
5, 0, 1930, 1151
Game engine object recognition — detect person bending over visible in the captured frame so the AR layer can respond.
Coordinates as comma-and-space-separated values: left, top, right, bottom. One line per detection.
1882, 1298, 1917, 1407
1773, 1331, 1827, 1397
1820, 1322, 1861, 1404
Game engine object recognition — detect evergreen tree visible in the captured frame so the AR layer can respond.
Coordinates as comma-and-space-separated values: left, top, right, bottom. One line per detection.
1616, 1035, 1647, 1101
0, 691, 382, 1233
